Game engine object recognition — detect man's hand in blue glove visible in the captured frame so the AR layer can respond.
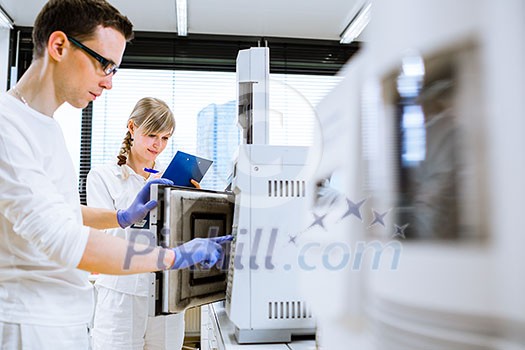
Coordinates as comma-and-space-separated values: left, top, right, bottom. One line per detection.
117, 178, 174, 228
171, 235, 233, 270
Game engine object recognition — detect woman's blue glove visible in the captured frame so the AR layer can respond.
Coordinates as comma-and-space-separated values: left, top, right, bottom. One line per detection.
117, 178, 174, 228
171, 235, 233, 270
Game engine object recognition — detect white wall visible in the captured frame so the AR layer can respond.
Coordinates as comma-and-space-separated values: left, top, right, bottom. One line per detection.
0, 28, 10, 92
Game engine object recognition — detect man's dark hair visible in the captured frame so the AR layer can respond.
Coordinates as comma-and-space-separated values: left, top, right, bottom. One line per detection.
32, 0, 134, 59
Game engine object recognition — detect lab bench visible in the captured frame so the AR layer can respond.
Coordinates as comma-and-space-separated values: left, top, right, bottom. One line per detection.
200, 302, 316, 350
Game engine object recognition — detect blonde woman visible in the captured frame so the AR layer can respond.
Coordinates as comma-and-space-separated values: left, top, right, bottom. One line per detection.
87, 97, 202, 349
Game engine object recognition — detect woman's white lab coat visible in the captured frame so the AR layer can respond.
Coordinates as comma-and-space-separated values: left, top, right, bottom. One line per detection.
87, 163, 185, 350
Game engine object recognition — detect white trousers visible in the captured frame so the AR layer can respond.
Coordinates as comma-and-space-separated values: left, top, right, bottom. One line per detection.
92, 286, 185, 350
0, 321, 89, 350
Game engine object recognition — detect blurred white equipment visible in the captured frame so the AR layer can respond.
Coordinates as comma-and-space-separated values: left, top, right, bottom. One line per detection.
224, 47, 316, 343
307, 0, 525, 349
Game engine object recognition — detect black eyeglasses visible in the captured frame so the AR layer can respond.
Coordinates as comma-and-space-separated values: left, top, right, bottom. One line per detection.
67, 36, 118, 76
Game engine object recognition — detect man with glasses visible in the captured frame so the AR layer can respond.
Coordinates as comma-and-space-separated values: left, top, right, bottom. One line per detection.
0, 1, 231, 348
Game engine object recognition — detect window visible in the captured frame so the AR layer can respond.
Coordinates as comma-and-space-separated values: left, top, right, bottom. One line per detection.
91, 69, 235, 173
91, 69, 341, 191
269, 74, 342, 146
10, 28, 358, 202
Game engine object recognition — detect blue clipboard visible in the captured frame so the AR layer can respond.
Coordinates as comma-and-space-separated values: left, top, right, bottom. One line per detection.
162, 151, 213, 187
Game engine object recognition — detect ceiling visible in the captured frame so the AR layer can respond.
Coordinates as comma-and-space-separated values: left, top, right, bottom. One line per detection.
0, 0, 362, 41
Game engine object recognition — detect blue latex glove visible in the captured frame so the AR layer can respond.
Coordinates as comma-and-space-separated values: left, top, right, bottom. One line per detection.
117, 178, 174, 228
171, 235, 233, 270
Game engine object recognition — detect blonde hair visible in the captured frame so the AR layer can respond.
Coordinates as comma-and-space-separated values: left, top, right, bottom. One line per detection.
117, 97, 175, 166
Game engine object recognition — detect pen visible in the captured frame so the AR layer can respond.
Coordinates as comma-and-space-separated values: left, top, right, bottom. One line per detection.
144, 167, 160, 174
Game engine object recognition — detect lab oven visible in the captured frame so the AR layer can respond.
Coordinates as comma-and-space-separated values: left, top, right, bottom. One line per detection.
144, 147, 317, 344
147, 185, 234, 315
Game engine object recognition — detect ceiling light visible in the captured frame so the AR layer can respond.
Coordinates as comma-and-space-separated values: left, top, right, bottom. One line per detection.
176, 0, 187, 36
0, 6, 13, 29
340, 2, 371, 44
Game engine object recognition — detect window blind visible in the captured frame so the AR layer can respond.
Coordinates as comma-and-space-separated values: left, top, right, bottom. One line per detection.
11, 27, 357, 200
91, 69, 237, 191
90, 69, 341, 192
